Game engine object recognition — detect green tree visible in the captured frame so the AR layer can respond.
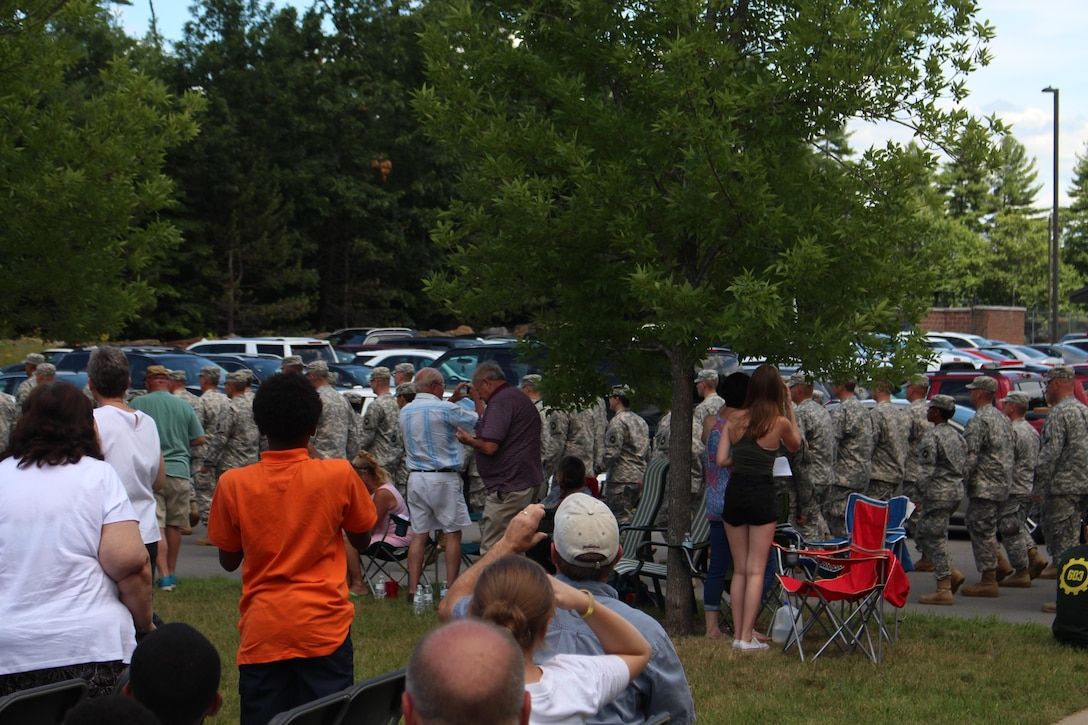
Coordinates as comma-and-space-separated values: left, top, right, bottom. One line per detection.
1064, 144, 1088, 286
416, 0, 996, 631
0, 0, 200, 339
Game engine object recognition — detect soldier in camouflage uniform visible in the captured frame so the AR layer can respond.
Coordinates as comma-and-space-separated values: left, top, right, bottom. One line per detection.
601, 385, 650, 525
1035, 366, 1088, 582
202, 370, 260, 481
359, 366, 406, 493
651, 409, 704, 524
0, 391, 16, 451
917, 395, 968, 605
168, 370, 201, 410
280, 355, 304, 375
826, 379, 873, 538
902, 375, 933, 558
394, 362, 415, 388
193, 366, 230, 529
997, 391, 1042, 587
868, 380, 908, 502
537, 374, 596, 506
307, 360, 360, 461
694, 369, 725, 423
14, 353, 44, 407
959, 376, 1014, 597
787, 372, 833, 541
587, 396, 609, 475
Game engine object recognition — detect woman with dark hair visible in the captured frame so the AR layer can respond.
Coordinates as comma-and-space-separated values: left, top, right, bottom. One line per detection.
716, 364, 801, 651
470, 555, 650, 724
0, 382, 153, 696
700, 370, 749, 639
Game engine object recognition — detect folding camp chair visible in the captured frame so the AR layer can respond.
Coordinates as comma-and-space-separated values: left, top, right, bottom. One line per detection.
267, 690, 351, 725
342, 669, 405, 725
775, 495, 909, 663
360, 514, 416, 593
611, 458, 669, 581
0, 678, 87, 724
623, 492, 711, 612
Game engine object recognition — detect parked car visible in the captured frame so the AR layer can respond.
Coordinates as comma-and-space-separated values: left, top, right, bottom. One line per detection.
432, 343, 542, 387
205, 354, 284, 385
978, 344, 1062, 367
1029, 343, 1088, 365
0, 372, 26, 397
925, 331, 997, 349
187, 337, 335, 364
55, 348, 225, 397
351, 348, 441, 371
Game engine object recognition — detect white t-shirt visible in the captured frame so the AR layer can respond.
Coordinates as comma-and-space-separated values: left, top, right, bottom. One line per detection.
0, 456, 140, 675
95, 406, 162, 544
526, 653, 630, 725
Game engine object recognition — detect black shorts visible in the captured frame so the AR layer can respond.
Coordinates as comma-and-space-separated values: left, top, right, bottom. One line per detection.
722, 473, 777, 527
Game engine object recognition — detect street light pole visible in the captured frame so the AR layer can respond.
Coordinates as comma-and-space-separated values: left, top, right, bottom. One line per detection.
1043, 86, 1059, 341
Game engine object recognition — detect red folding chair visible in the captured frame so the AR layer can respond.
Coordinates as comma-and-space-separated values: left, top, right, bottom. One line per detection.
776, 496, 909, 663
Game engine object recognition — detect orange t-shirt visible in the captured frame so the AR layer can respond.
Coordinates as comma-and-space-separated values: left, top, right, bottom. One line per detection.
208, 448, 377, 665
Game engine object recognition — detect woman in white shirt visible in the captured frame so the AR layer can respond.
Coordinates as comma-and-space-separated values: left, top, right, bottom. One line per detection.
0, 382, 153, 696
469, 555, 650, 725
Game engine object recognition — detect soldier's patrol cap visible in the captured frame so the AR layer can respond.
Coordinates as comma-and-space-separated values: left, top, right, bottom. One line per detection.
306, 360, 330, 375
787, 371, 812, 388
1046, 366, 1075, 381
370, 366, 391, 380
906, 374, 929, 389
396, 382, 416, 396
145, 365, 170, 378
199, 366, 221, 381
870, 379, 898, 394
1005, 392, 1031, 408
811, 390, 826, 404
394, 363, 416, 376
168, 369, 187, 382
35, 363, 56, 376
521, 374, 542, 387
965, 376, 997, 393
225, 370, 249, 385
610, 384, 632, 397
22, 353, 44, 365
928, 394, 956, 413
695, 369, 719, 384
281, 355, 304, 369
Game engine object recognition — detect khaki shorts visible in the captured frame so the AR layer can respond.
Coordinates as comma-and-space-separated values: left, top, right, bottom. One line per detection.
406, 472, 472, 534
156, 475, 192, 529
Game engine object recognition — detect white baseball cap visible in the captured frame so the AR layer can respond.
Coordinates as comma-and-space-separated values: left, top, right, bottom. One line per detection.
553, 493, 619, 568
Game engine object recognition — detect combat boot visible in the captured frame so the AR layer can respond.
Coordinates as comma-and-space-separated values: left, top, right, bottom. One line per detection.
950, 567, 966, 594
919, 577, 954, 605
995, 553, 1014, 582
913, 555, 934, 572
961, 569, 999, 597
999, 568, 1032, 588
1028, 548, 1049, 579
1039, 564, 1059, 580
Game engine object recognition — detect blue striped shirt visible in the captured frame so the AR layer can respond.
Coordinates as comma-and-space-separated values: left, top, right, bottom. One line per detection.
399, 393, 479, 471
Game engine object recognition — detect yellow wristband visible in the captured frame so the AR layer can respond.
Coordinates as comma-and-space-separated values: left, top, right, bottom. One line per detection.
575, 589, 595, 619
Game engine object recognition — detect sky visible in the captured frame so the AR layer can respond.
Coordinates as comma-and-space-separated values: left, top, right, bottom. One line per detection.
114, 0, 1088, 206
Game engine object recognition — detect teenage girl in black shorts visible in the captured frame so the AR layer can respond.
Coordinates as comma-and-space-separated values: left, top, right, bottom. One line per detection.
715, 364, 801, 651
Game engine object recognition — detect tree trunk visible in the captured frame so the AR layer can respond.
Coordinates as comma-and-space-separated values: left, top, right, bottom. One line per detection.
664, 348, 696, 635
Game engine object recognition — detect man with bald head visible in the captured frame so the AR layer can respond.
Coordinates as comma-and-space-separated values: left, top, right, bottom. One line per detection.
403, 619, 529, 725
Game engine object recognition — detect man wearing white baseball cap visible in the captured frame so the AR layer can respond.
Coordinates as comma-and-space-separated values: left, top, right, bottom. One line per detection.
439, 494, 695, 725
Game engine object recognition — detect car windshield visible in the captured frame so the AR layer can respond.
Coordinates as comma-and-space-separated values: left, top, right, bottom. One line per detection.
291, 345, 334, 364
1014, 346, 1048, 360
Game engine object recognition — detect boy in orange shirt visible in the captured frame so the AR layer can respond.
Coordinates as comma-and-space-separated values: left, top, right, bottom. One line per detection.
208, 373, 377, 725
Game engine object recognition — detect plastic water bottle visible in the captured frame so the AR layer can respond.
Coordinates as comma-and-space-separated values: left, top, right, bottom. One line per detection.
440, 580, 449, 599
413, 587, 425, 615
422, 583, 433, 611
374, 574, 386, 600
682, 531, 693, 549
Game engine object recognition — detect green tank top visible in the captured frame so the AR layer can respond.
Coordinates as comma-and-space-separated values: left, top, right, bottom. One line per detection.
731, 436, 779, 477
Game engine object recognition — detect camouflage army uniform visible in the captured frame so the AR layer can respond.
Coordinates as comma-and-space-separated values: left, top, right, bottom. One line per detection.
916, 423, 967, 580
192, 389, 230, 524
204, 394, 260, 479
601, 409, 650, 525
312, 385, 361, 461
542, 407, 595, 484
359, 393, 406, 493
1035, 395, 1088, 561
0, 393, 17, 451
1000, 417, 1039, 570
826, 396, 873, 538
962, 403, 1014, 573
15, 377, 36, 407
869, 400, 908, 501
902, 398, 933, 528
788, 397, 834, 541
694, 393, 724, 426
587, 398, 609, 474
651, 410, 705, 525
173, 388, 201, 411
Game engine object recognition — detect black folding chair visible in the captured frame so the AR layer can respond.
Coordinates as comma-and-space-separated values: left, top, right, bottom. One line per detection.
0, 678, 88, 724
342, 669, 406, 725
266, 690, 350, 725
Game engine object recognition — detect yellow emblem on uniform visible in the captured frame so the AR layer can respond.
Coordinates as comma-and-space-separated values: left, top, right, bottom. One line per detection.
1059, 558, 1088, 596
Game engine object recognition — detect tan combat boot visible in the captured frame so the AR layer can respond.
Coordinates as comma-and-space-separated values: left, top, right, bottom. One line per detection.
919, 577, 954, 605
950, 567, 966, 594
1039, 564, 1059, 580
913, 555, 935, 572
999, 567, 1032, 588
995, 553, 1014, 582
961, 569, 999, 597
1028, 548, 1049, 579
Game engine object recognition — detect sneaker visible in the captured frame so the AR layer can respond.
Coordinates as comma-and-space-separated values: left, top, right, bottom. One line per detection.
157, 575, 176, 592
733, 638, 768, 652
750, 637, 770, 650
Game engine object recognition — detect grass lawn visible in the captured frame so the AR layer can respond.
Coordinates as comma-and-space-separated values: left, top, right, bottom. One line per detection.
157, 577, 1088, 724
